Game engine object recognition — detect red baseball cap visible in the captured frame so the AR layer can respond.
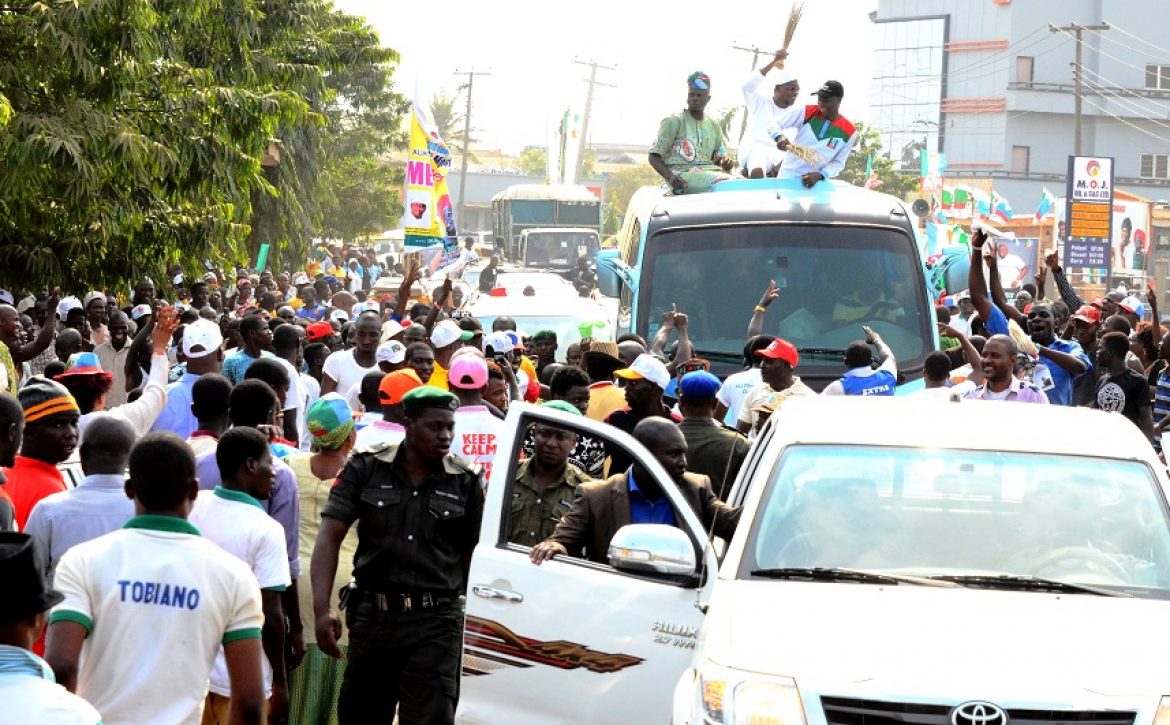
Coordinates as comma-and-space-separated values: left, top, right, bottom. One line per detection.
1072, 305, 1101, 324
306, 321, 334, 341
755, 338, 799, 367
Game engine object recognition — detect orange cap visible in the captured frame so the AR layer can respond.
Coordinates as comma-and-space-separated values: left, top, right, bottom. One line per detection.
378, 369, 423, 405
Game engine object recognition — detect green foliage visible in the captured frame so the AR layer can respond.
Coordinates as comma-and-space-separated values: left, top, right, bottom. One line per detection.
0, 0, 407, 291
837, 122, 919, 200
516, 147, 548, 178
430, 89, 477, 161
602, 165, 661, 234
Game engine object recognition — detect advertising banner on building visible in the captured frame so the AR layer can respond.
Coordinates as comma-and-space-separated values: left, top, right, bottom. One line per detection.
1111, 199, 1151, 273
1062, 156, 1114, 278
404, 95, 459, 260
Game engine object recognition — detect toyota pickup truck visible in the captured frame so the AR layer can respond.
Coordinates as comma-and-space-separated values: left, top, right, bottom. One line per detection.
456, 398, 1170, 724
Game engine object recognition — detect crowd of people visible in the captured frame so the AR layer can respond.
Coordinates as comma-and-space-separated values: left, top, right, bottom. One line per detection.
0, 216, 1165, 721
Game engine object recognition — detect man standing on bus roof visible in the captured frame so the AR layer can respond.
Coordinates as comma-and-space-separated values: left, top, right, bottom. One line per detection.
648, 72, 735, 195
741, 49, 801, 179
774, 80, 857, 188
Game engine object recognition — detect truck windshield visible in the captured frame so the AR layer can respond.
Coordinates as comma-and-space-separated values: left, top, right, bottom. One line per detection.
639, 224, 930, 375
742, 445, 1170, 599
525, 232, 599, 268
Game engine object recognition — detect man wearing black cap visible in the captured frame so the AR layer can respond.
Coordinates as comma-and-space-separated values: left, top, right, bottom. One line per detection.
773, 79, 857, 188
311, 386, 483, 723
0, 532, 101, 723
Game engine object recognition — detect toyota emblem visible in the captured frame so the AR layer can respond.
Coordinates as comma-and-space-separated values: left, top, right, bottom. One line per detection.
951, 701, 1008, 725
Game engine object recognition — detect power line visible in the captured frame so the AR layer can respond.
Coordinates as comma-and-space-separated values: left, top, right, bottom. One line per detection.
1079, 66, 1170, 119
571, 58, 615, 183
1104, 21, 1170, 61
1052, 24, 1150, 78
875, 35, 1071, 95
1079, 94, 1170, 145
1050, 22, 1110, 155
452, 68, 490, 227
876, 27, 1055, 93
1079, 77, 1170, 129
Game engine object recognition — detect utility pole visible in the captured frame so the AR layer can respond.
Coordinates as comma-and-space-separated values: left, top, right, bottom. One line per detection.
732, 44, 766, 147
572, 58, 615, 183
1049, 22, 1109, 156
454, 69, 490, 231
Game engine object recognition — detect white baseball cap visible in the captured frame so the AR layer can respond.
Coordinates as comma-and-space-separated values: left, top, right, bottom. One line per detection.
376, 340, 406, 365
0, 289, 13, 305
183, 319, 224, 358
614, 353, 671, 390
56, 296, 83, 319
484, 331, 514, 355
329, 309, 349, 324
380, 319, 404, 343
431, 319, 473, 349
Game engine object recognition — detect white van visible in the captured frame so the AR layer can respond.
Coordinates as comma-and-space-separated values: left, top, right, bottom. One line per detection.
457, 398, 1170, 724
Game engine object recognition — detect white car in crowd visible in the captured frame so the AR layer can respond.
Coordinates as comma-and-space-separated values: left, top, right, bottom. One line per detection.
461, 284, 613, 360
456, 398, 1170, 724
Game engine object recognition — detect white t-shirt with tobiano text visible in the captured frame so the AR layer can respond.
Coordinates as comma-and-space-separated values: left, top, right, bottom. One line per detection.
49, 515, 264, 725
189, 487, 291, 699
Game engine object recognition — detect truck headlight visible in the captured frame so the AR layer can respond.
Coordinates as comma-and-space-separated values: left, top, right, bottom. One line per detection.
698, 663, 807, 725
1153, 696, 1170, 725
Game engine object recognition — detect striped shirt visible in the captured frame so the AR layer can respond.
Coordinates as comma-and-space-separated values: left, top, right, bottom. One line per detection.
1154, 368, 1170, 450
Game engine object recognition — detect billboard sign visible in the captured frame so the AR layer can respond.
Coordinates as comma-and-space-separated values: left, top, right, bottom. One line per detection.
1062, 156, 1114, 278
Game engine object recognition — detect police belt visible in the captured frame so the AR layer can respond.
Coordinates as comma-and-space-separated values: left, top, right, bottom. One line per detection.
348, 586, 455, 614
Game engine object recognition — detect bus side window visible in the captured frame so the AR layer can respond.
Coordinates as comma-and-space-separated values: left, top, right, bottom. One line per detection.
621, 219, 641, 267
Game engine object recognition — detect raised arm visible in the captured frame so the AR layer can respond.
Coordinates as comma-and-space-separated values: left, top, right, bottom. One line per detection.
1046, 251, 1086, 311
9, 289, 60, 364
669, 313, 694, 375
393, 257, 422, 324
985, 243, 1027, 327
746, 280, 779, 340
968, 230, 994, 323
649, 307, 676, 358
1148, 282, 1160, 331
939, 323, 984, 384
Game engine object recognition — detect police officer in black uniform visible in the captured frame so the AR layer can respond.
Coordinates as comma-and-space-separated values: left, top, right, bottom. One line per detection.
311, 386, 484, 724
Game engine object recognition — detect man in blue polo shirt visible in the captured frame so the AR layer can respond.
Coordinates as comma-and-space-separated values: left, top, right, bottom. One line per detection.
821, 326, 897, 396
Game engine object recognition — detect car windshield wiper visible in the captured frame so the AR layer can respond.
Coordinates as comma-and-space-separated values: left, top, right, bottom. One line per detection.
796, 347, 849, 357
750, 567, 959, 587
927, 574, 1129, 597
691, 349, 744, 363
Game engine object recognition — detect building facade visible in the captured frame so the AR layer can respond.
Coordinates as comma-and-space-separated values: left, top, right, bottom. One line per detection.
871, 0, 1170, 205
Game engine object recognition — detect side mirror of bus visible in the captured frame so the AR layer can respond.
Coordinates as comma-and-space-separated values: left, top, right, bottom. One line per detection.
597, 259, 622, 297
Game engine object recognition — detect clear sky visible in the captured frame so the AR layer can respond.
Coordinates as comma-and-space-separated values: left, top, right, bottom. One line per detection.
334, 0, 880, 154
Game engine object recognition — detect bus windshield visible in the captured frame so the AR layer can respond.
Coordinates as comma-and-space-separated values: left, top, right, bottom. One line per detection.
639, 224, 932, 378
524, 232, 599, 268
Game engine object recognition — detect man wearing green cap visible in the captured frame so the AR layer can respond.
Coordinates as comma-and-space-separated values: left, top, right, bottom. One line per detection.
648, 71, 734, 194
509, 402, 591, 548
311, 385, 483, 723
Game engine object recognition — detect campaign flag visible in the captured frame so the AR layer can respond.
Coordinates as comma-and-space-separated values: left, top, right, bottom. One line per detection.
1033, 187, 1055, 222
949, 224, 970, 247
941, 187, 954, 210
971, 188, 991, 217
560, 109, 583, 185
404, 89, 458, 256
919, 150, 947, 192
991, 190, 1014, 223
863, 154, 882, 189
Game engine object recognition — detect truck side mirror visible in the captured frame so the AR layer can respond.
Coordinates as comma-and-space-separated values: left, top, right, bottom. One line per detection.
608, 524, 697, 579
597, 257, 622, 297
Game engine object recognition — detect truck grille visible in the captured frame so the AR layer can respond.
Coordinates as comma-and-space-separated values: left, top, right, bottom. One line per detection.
820, 697, 1136, 725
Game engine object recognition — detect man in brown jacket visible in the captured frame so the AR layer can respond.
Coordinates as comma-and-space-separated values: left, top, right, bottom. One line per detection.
530, 418, 740, 565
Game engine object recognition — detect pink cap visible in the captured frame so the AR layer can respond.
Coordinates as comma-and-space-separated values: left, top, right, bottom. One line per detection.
448, 353, 489, 390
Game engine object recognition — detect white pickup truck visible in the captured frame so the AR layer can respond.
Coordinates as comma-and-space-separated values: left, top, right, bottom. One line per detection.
456, 398, 1170, 724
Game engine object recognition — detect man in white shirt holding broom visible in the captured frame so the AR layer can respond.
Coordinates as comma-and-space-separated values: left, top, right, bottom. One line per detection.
740, 49, 801, 179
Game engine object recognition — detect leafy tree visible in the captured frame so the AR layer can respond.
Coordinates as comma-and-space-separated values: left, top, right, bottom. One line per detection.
837, 122, 919, 200
602, 165, 661, 234
516, 147, 548, 177
430, 89, 477, 162
0, 0, 406, 291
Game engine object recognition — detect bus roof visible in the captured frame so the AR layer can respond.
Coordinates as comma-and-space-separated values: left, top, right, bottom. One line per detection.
491, 184, 600, 203
626, 178, 915, 231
